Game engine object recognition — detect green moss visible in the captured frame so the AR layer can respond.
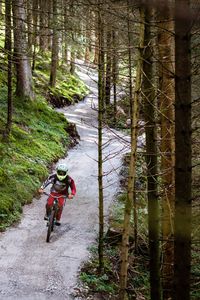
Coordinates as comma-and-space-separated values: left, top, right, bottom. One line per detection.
33, 52, 88, 106
48, 75, 88, 106
0, 91, 70, 229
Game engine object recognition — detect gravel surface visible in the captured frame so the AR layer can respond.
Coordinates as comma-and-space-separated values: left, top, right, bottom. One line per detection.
0, 64, 129, 300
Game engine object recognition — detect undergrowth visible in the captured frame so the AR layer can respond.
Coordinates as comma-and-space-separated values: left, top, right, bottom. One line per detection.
77, 153, 150, 300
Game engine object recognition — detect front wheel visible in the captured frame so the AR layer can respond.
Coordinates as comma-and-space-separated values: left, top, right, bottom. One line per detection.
46, 210, 55, 242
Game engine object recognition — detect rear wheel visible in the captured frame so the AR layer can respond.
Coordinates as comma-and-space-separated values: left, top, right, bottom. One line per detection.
46, 210, 55, 242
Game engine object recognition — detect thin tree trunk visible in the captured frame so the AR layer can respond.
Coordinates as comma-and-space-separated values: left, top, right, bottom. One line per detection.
126, 1, 139, 253
94, 29, 99, 65
112, 30, 118, 125
85, 8, 91, 63
105, 30, 112, 106
70, 40, 76, 75
98, 0, 104, 273
39, 0, 48, 52
5, 0, 13, 137
27, 0, 32, 54
69, 2, 76, 74
0, 2, 2, 19
49, 0, 59, 87
32, 0, 39, 71
143, 5, 161, 299
157, 2, 175, 297
48, 0, 53, 50
93, 8, 99, 65
64, 4, 69, 64
174, 1, 192, 299
119, 8, 145, 300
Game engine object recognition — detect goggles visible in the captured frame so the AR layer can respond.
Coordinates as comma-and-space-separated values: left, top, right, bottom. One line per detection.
57, 170, 67, 176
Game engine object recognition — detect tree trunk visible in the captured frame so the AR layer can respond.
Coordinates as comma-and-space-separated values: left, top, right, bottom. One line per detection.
0, 1, 3, 19
97, 0, 104, 273
85, 8, 92, 63
63, 3, 69, 64
105, 30, 112, 106
94, 31, 99, 65
27, 0, 32, 53
5, 0, 13, 137
70, 40, 76, 75
143, 5, 161, 300
127, 1, 138, 253
12, 0, 34, 99
157, 2, 175, 298
32, 0, 39, 71
119, 8, 145, 300
39, 0, 49, 52
69, 3, 76, 74
174, 1, 192, 299
112, 30, 118, 125
49, 0, 59, 87
48, 0, 53, 50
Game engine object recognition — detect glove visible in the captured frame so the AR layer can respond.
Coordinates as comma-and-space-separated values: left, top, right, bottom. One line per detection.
38, 188, 44, 194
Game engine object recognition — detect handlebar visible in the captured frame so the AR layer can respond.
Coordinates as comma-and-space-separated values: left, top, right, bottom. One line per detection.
43, 191, 68, 199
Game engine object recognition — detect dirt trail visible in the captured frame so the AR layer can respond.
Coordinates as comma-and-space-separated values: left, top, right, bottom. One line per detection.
0, 64, 128, 300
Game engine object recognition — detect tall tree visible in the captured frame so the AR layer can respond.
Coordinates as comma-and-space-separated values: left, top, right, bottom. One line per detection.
27, 0, 33, 53
174, 1, 192, 299
12, 0, 34, 99
70, 35, 76, 75
32, 0, 39, 71
93, 11, 99, 65
119, 7, 145, 299
112, 29, 118, 125
97, 0, 104, 273
49, 0, 59, 87
63, 2, 69, 64
0, 1, 2, 19
85, 8, 92, 63
39, 0, 49, 52
5, 0, 13, 136
127, 0, 138, 252
143, 5, 161, 299
157, 1, 175, 297
69, 2, 76, 75
48, 0, 53, 51
105, 29, 112, 106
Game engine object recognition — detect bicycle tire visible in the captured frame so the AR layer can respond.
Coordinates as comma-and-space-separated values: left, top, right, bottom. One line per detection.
46, 210, 55, 243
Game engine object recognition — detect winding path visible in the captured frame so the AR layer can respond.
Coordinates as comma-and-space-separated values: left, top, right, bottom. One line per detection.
0, 63, 128, 300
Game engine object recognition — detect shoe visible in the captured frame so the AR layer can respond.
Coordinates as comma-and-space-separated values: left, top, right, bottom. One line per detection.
55, 220, 61, 226
44, 215, 48, 221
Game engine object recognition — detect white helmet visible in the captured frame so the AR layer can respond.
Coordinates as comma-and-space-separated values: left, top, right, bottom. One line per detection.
56, 163, 68, 181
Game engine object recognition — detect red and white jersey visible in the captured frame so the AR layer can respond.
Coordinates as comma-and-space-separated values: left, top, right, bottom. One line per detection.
41, 174, 76, 195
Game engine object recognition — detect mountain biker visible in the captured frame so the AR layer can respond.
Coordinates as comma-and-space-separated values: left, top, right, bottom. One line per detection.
38, 163, 76, 226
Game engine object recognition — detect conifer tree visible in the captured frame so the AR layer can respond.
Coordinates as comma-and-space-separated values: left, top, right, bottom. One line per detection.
143, 5, 161, 299
174, 1, 192, 299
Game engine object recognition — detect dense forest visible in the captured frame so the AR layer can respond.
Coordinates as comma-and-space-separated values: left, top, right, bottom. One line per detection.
0, 0, 200, 299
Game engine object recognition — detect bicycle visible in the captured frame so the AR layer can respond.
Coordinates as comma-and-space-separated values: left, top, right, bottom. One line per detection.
44, 192, 66, 243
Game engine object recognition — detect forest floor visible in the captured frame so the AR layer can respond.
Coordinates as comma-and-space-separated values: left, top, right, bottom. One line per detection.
0, 62, 129, 299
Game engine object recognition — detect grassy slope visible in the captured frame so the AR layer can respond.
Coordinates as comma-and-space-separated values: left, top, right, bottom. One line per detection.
0, 51, 88, 230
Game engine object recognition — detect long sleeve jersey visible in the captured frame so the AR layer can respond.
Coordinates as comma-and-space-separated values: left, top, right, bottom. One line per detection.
40, 173, 76, 195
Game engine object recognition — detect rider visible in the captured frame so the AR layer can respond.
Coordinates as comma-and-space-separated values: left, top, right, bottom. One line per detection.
39, 163, 76, 226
